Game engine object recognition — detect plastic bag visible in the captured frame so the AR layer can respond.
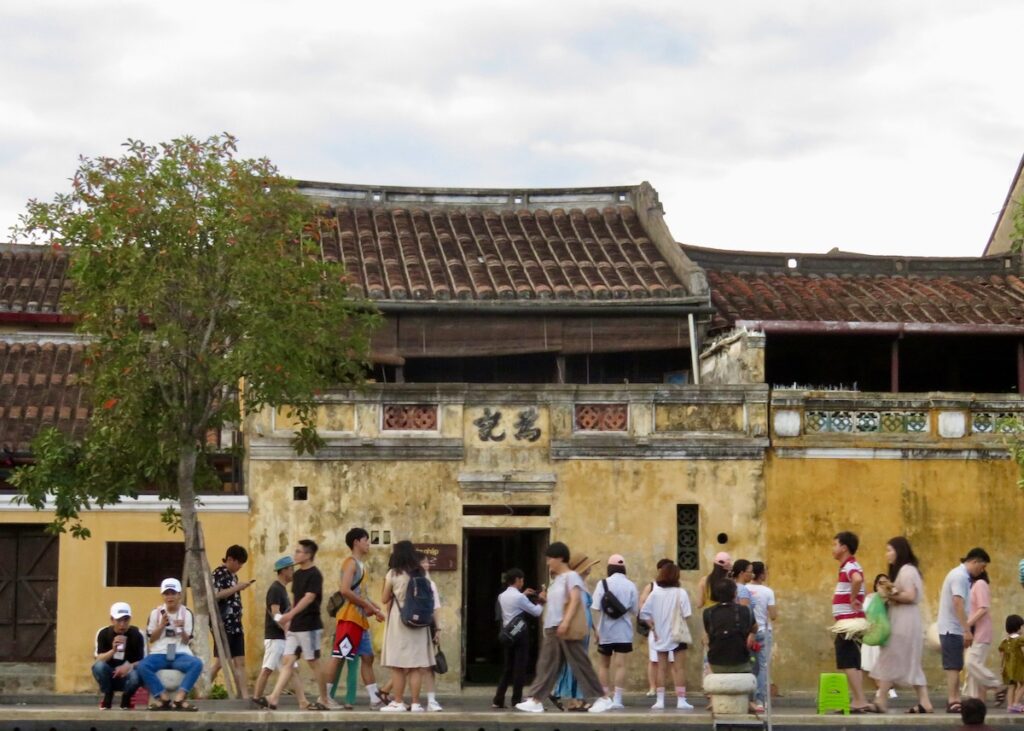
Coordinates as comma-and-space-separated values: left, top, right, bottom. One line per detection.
862, 595, 891, 647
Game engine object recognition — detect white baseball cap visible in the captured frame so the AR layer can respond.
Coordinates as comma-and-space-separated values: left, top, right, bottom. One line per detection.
110, 602, 132, 619
160, 578, 182, 594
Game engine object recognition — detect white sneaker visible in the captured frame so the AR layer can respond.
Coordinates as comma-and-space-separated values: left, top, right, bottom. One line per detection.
380, 701, 407, 712
515, 698, 545, 713
588, 697, 615, 713
888, 689, 898, 700
651, 700, 665, 710
677, 698, 694, 710
409, 703, 425, 712
427, 700, 443, 712
609, 701, 625, 710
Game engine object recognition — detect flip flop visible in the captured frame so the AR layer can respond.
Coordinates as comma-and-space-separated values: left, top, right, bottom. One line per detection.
906, 704, 933, 714
149, 698, 172, 712
172, 700, 199, 712
307, 701, 330, 711
253, 696, 277, 710
946, 702, 963, 714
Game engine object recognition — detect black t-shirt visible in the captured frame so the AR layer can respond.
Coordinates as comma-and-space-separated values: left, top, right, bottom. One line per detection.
94, 625, 146, 667
264, 581, 291, 640
703, 602, 754, 666
290, 565, 323, 632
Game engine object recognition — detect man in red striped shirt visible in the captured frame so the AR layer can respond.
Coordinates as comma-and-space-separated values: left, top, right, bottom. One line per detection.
831, 531, 872, 712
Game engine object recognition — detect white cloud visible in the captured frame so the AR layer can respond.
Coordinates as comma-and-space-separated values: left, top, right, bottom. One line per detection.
1, 0, 1021, 255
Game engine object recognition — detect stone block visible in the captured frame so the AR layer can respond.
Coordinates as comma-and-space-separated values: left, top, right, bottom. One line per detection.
938, 411, 966, 439
773, 409, 802, 437
704, 672, 756, 715
156, 669, 184, 691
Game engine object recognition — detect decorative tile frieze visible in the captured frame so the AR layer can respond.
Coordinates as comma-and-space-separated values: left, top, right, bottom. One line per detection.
574, 403, 628, 432
971, 412, 1021, 434
804, 409, 929, 434
382, 404, 438, 431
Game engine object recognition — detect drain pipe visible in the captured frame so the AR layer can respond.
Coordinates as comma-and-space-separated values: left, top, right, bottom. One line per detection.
688, 312, 700, 385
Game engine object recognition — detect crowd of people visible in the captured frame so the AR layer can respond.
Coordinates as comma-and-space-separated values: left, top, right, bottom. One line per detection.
89, 530, 1024, 717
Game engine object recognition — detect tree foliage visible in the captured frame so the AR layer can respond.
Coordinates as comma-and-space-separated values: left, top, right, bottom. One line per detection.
10, 133, 379, 530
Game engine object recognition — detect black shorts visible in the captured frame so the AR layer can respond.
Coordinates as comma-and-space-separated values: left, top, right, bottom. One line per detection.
598, 642, 634, 656
834, 635, 860, 670
940, 634, 964, 670
214, 631, 246, 658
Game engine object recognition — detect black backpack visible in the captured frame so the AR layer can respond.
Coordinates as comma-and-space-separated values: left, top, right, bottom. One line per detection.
600, 579, 629, 619
399, 573, 435, 628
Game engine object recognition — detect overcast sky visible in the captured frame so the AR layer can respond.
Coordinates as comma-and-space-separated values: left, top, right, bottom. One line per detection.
2, 1, 1022, 257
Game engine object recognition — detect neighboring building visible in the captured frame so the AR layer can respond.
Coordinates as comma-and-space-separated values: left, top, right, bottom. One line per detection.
984, 153, 1024, 255
4, 179, 1024, 693
686, 243, 1024, 690
0, 244, 249, 692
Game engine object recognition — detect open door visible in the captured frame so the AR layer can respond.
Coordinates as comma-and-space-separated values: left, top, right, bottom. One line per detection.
462, 528, 548, 684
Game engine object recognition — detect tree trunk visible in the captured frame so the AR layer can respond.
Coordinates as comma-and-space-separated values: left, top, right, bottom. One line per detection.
178, 443, 211, 696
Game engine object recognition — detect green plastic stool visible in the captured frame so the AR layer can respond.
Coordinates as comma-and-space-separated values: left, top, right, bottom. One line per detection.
817, 672, 850, 715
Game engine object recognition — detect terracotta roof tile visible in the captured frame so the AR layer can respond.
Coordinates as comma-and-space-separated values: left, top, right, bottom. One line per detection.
0, 341, 89, 452
683, 244, 1024, 331
316, 205, 688, 301
0, 247, 70, 313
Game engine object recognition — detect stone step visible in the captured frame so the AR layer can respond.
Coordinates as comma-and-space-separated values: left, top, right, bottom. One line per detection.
0, 663, 55, 694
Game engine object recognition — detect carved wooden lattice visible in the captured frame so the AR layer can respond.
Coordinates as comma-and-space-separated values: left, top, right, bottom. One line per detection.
676, 504, 700, 571
382, 404, 438, 430
574, 403, 628, 431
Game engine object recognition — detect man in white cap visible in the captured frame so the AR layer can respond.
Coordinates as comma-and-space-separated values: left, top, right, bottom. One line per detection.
92, 601, 146, 709
592, 554, 638, 709
136, 578, 204, 711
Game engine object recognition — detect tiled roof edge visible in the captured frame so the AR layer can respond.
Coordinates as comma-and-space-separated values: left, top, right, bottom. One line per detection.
297, 180, 642, 210
680, 243, 1020, 277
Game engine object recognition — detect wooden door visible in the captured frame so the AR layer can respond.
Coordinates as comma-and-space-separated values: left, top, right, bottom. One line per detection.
0, 525, 58, 661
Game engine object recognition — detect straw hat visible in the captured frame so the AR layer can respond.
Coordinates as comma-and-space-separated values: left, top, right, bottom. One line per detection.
570, 555, 601, 575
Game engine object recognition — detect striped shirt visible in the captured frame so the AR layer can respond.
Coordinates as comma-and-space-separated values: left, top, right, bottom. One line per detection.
832, 557, 865, 619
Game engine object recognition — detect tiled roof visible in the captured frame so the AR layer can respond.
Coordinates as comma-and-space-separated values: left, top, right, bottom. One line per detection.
682, 245, 1024, 331
0, 340, 90, 452
0, 245, 70, 314
313, 205, 689, 301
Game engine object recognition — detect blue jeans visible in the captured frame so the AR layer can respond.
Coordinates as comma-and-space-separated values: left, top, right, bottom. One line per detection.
137, 652, 204, 695
91, 659, 142, 697
753, 631, 772, 704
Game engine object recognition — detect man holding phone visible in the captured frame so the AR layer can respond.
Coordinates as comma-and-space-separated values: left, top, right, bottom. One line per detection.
137, 578, 204, 711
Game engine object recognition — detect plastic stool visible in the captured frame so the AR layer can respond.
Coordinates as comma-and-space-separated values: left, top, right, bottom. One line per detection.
817, 672, 850, 715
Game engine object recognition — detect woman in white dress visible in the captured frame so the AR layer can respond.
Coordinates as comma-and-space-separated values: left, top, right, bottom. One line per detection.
380, 541, 434, 712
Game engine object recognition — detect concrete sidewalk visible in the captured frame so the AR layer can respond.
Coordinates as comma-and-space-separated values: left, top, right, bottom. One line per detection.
1, 692, 1022, 730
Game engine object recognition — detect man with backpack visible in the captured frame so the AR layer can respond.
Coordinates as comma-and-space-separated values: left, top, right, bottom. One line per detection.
493, 568, 545, 708
591, 554, 638, 709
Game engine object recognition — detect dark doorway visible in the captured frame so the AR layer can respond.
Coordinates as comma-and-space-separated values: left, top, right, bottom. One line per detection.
0, 525, 58, 661
462, 528, 548, 684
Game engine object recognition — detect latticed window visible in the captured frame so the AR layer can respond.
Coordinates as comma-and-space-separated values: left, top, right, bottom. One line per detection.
677, 504, 700, 571
382, 404, 438, 430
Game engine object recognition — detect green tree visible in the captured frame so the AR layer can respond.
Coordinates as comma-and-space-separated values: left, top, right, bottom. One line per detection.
10, 133, 378, 675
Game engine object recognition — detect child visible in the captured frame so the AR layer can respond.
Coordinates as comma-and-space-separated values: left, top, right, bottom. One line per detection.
861, 574, 897, 700
998, 614, 1024, 712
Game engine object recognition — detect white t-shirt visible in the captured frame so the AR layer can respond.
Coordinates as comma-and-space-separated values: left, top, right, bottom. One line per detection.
498, 586, 543, 626
638, 585, 692, 652
747, 584, 776, 634
146, 604, 195, 656
544, 570, 587, 630
592, 574, 639, 645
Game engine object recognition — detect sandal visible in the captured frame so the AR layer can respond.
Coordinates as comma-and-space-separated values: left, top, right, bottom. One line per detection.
253, 696, 277, 710
307, 701, 329, 711
375, 689, 393, 705
996, 687, 1008, 704
906, 704, 933, 714
172, 700, 199, 712
149, 698, 172, 711
946, 702, 963, 714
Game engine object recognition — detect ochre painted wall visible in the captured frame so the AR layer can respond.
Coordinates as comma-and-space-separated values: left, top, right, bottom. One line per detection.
765, 453, 1024, 692
32, 509, 250, 693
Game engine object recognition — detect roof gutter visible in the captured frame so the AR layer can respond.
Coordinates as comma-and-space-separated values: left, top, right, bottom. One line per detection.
736, 320, 1024, 337
0, 312, 75, 325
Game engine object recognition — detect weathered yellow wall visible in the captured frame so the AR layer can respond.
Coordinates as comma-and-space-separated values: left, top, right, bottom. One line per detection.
765, 453, 1024, 692
247, 388, 769, 691
30, 509, 250, 693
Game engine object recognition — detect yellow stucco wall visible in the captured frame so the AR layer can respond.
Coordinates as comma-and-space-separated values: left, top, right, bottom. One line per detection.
765, 453, 1024, 691
13, 508, 251, 693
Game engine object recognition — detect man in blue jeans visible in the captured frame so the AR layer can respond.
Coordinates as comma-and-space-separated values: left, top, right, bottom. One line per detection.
137, 578, 204, 711
92, 601, 146, 709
